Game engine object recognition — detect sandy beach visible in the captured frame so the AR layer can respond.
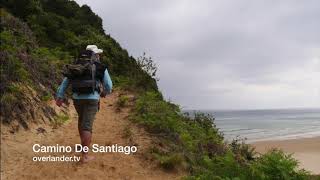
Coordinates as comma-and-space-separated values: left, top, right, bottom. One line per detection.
252, 136, 320, 175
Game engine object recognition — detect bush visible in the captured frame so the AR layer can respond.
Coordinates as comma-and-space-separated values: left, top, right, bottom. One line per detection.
132, 91, 312, 179
154, 153, 184, 170
251, 149, 310, 180
1, 3, 314, 179
0, 93, 18, 110
52, 113, 69, 128
229, 137, 256, 163
40, 93, 52, 102
132, 91, 225, 171
137, 52, 158, 80
116, 95, 130, 108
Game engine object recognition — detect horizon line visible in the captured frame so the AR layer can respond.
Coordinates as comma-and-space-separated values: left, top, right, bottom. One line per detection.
182, 107, 320, 111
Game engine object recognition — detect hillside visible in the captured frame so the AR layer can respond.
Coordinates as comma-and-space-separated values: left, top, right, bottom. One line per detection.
0, 0, 317, 179
1, 91, 184, 180
1, 0, 157, 126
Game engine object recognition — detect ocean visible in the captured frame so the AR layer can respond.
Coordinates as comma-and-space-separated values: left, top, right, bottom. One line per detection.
185, 108, 320, 143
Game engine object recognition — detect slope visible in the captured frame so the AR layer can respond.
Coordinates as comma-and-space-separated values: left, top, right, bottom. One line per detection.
0, 91, 184, 180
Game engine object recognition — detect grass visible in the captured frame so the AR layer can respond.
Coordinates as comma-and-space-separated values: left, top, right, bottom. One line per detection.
154, 153, 184, 171
1, 5, 316, 180
122, 124, 133, 139
116, 94, 130, 112
52, 113, 69, 128
0, 93, 19, 122
0, 12, 71, 123
131, 90, 311, 179
40, 92, 52, 102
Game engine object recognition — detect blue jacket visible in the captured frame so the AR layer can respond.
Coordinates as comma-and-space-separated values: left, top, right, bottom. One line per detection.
56, 69, 112, 100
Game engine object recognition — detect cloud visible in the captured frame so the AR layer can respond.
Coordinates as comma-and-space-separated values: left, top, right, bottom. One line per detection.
76, 0, 320, 109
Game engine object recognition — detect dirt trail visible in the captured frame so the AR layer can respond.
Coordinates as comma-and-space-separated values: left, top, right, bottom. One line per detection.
1, 92, 184, 180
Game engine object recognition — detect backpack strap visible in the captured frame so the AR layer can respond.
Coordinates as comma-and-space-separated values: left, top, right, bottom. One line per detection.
89, 56, 97, 93
91, 63, 96, 92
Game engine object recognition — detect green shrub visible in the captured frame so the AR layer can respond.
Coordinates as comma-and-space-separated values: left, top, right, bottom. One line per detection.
52, 114, 69, 128
40, 92, 52, 102
132, 91, 225, 171
116, 95, 130, 108
229, 137, 256, 162
154, 153, 184, 170
0, 93, 18, 108
132, 92, 312, 179
122, 124, 133, 139
250, 149, 310, 180
1, 3, 314, 180
0, 83, 24, 120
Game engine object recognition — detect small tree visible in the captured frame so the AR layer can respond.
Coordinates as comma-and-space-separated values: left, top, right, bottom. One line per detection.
137, 52, 158, 80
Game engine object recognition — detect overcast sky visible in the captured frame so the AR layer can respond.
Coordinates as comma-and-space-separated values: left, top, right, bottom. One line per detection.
76, 0, 319, 110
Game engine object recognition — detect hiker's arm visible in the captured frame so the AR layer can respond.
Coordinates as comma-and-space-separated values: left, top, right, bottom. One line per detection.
103, 68, 112, 94
56, 77, 70, 99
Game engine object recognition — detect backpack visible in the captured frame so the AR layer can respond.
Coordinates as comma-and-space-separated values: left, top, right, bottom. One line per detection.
63, 56, 106, 94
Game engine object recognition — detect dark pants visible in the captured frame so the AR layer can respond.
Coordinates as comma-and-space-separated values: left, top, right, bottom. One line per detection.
73, 99, 99, 132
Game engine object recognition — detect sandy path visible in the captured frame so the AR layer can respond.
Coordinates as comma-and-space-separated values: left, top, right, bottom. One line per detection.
1, 92, 183, 180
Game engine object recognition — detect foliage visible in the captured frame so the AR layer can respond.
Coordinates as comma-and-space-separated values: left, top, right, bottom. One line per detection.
229, 137, 256, 163
153, 153, 184, 170
132, 91, 224, 169
116, 95, 130, 108
250, 149, 310, 180
137, 52, 158, 80
1, 0, 158, 92
40, 92, 52, 102
52, 113, 69, 128
1, 0, 157, 121
0, 11, 73, 122
132, 91, 311, 179
0, 1, 315, 179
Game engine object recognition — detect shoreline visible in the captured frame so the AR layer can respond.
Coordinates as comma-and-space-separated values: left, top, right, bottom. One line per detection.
251, 136, 320, 174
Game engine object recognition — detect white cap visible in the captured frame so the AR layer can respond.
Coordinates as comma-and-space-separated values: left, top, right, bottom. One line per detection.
86, 45, 103, 54
86, 45, 97, 51
94, 48, 103, 54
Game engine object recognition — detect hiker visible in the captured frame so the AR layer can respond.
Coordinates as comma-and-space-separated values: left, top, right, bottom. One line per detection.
55, 45, 112, 162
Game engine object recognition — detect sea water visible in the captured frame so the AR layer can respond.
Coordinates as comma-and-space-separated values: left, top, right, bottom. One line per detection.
185, 108, 320, 143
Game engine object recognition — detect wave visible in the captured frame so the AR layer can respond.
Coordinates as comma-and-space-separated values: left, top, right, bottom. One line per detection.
246, 131, 320, 143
